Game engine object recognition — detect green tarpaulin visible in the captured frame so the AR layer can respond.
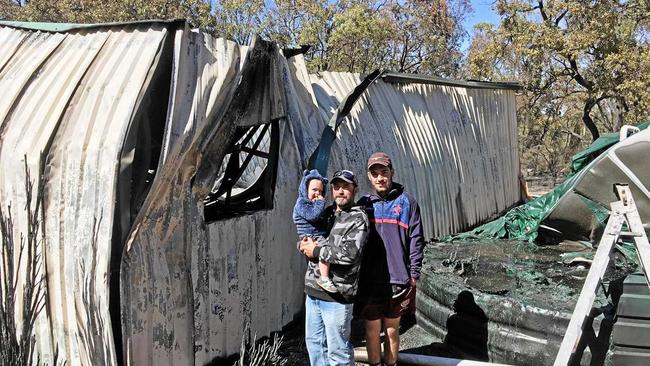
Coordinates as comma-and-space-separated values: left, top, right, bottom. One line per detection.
446, 120, 650, 243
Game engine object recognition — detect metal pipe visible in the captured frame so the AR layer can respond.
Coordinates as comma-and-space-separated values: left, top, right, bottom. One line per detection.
354, 348, 512, 366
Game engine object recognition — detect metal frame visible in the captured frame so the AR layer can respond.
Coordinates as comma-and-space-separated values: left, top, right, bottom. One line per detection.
203, 120, 280, 221
381, 71, 521, 90
554, 184, 650, 365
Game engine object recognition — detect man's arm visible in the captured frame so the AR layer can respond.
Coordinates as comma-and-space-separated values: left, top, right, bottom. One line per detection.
408, 199, 425, 281
314, 213, 368, 266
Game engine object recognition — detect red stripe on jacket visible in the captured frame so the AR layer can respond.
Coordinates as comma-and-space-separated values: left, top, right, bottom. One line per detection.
369, 218, 409, 229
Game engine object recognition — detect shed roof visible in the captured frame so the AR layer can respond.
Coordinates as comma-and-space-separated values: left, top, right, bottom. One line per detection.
0, 19, 182, 32
382, 71, 521, 90
0, 20, 519, 92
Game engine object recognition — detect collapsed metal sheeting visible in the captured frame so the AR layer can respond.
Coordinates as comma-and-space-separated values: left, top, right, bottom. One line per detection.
119, 30, 301, 364
305, 71, 520, 238
0, 23, 170, 365
0, 20, 522, 365
542, 128, 650, 239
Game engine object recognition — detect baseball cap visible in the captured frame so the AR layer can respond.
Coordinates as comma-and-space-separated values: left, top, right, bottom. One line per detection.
331, 169, 357, 186
367, 152, 392, 169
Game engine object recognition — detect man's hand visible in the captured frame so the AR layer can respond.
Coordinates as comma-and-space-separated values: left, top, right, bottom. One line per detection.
300, 237, 318, 258
409, 278, 417, 287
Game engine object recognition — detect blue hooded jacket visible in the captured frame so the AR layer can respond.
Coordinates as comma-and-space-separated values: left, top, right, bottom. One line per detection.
293, 169, 329, 237
357, 182, 425, 290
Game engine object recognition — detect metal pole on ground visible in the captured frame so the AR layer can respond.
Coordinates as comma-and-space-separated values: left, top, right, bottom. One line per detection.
354, 348, 511, 366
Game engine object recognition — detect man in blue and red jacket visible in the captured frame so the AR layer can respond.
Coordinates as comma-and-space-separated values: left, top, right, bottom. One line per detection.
357, 152, 425, 366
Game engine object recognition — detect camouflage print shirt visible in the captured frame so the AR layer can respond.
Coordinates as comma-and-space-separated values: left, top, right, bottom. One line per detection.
304, 205, 369, 304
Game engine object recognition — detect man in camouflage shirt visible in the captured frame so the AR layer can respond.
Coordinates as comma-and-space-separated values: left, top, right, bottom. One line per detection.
299, 169, 369, 366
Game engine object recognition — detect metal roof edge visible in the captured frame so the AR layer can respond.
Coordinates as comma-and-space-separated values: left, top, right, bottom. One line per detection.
0, 18, 186, 32
381, 71, 521, 90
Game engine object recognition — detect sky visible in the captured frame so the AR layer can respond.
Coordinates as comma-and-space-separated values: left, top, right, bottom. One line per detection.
462, 0, 501, 52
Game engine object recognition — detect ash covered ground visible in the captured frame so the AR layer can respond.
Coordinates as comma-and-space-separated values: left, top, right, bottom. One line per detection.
423, 239, 636, 311
276, 315, 435, 366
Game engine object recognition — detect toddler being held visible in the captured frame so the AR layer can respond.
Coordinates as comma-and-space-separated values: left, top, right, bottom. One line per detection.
292, 169, 337, 293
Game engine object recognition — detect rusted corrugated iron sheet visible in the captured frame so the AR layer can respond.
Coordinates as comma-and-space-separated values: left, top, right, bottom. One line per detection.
307, 71, 520, 238
0, 23, 169, 365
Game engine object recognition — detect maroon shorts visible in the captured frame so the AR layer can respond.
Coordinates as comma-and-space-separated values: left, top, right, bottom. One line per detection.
357, 285, 416, 320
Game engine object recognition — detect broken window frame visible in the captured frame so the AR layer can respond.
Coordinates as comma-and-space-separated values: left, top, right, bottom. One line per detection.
203, 119, 280, 222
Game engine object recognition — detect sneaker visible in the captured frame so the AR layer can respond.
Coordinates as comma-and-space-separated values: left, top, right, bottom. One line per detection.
392, 285, 407, 299
317, 278, 338, 293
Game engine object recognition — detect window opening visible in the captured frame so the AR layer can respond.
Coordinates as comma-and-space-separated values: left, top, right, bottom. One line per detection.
204, 120, 280, 222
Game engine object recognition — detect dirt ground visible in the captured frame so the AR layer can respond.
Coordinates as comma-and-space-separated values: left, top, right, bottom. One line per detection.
276, 313, 438, 366
526, 176, 560, 198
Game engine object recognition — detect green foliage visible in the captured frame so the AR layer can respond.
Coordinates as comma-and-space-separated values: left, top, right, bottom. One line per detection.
4, 0, 184, 23
0, 0, 17, 19
326, 2, 393, 73
467, 0, 650, 176
385, 0, 471, 75
288, 0, 471, 74
215, 0, 266, 44
2, 0, 471, 76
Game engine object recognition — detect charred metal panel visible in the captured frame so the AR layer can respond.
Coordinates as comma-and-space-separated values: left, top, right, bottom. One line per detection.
158, 28, 248, 165
382, 71, 521, 90
42, 25, 168, 366
308, 72, 520, 238
120, 31, 295, 364
0, 23, 169, 366
307, 69, 382, 173
201, 120, 305, 357
121, 27, 246, 366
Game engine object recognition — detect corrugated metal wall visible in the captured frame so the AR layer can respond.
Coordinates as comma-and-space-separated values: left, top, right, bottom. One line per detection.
119, 30, 305, 365
307, 71, 520, 238
121, 28, 247, 366
0, 24, 169, 365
